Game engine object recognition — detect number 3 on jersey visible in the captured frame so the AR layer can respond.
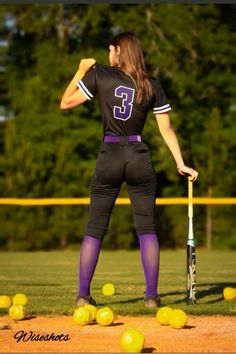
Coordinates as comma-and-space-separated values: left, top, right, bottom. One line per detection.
113, 86, 135, 121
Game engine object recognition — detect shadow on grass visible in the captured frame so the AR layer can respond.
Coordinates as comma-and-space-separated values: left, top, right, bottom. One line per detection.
195, 282, 236, 304
19, 283, 61, 287
161, 281, 236, 304
98, 296, 143, 306
95, 282, 236, 308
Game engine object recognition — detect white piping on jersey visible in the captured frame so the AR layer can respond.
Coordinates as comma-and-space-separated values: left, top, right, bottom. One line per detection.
77, 80, 94, 100
153, 104, 171, 114
153, 107, 171, 114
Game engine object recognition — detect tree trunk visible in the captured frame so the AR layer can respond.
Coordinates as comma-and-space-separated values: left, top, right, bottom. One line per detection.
56, 4, 67, 49
206, 185, 213, 250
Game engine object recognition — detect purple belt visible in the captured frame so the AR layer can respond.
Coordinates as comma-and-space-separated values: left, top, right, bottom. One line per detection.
104, 135, 142, 143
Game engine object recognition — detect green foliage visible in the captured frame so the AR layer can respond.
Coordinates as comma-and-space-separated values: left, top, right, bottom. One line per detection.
0, 4, 235, 250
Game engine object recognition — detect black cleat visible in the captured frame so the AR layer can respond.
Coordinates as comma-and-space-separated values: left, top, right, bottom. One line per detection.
76, 295, 97, 307
144, 294, 161, 308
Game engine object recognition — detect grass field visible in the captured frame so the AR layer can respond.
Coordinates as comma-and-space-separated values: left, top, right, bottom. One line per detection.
0, 249, 235, 317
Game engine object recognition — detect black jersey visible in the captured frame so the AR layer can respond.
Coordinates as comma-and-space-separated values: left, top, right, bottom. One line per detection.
77, 63, 171, 135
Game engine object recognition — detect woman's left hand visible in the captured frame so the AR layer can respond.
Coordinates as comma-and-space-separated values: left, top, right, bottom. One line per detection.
177, 165, 198, 181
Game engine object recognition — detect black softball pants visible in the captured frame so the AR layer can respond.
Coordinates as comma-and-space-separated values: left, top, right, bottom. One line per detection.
86, 140, 157, 240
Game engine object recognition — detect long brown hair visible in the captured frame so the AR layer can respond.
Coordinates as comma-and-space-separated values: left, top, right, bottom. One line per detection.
109, 32, 152, 104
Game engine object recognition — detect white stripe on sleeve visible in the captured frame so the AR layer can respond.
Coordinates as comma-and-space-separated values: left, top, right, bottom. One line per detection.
153, 104, 171, 114
77, 80, 94, 100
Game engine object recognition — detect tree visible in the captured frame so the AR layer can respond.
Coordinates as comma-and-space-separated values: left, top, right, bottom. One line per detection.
0, 4, 235, 250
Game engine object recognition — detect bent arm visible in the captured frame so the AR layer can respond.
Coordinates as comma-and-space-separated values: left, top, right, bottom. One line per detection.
60, 58, 95, 110
60, 70, 88, 110
155, 113, 198, 181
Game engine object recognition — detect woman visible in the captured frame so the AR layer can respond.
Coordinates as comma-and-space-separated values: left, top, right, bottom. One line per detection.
60, 32, 198, 308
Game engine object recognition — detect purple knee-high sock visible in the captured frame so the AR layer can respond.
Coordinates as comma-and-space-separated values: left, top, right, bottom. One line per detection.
138, 233, 160, 297
78, 235, 102, 296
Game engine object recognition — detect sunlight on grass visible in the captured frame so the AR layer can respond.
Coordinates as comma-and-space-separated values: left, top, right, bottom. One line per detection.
0, 250, 235, 316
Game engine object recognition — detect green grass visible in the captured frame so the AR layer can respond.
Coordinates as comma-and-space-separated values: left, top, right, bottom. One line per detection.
0, 250, 235, 317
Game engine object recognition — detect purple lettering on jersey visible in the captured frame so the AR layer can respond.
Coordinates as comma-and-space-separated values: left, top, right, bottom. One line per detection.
113, 86, 135, 121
